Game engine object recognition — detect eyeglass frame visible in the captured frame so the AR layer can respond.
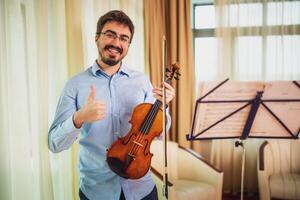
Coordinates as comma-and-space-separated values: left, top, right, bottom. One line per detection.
97, 30, 131, 44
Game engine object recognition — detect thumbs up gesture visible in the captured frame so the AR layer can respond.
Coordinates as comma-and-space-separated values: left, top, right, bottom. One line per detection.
73, 84, 106, 128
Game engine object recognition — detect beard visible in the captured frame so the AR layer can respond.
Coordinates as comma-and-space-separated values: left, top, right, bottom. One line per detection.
100, 45, 124, 66
101, 57, 119, 66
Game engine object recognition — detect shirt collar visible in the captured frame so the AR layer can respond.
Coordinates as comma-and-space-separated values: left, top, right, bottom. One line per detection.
91, 60, 131, 77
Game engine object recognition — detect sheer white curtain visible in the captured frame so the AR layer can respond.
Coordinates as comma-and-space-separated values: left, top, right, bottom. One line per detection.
0, 0, 145, 200
193, 0, 300, 194
48, 0, 76, 199
0, 0, 52, 199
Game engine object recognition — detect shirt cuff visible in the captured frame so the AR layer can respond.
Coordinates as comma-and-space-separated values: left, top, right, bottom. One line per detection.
61, 115, 82, 134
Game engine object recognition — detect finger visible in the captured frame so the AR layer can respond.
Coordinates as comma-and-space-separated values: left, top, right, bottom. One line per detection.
152, 87, 161, 91
153, 88, 174, 97
153, 89, 163, 97
157, 83, 175, 95
166, 93, 175, 102
152, 86, 160, 91
165, 89, 175, 96
95, 101, 106, 107
97, 112, 106, 120
97, 109, 105, 115
88, 84, 95, 102
153, 94, 162, 100
162, 82, 175, 92
152, 89, 161, 95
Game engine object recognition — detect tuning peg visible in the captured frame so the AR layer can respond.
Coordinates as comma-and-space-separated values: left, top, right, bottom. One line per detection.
175, 72, 181, 76
171, 63, 180, 70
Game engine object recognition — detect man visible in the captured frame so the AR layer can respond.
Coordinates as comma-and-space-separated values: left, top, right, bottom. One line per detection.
48, 10, 175, 200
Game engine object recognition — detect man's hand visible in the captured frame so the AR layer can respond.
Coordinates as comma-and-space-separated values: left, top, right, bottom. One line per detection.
152, 82, 176, 105
73, 84, 106, 128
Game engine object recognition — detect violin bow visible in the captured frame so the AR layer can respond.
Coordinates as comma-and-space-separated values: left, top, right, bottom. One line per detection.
162, 36, 169, 200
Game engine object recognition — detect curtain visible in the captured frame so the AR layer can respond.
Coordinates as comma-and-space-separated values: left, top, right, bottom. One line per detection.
193, 0, 300, 194
0, 0, 53, 199
144, 0, 195, 147
48, 0, 81, 199
0, 0, 145, 199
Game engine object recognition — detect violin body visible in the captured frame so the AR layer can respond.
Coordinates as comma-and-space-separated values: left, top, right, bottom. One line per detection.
106, 63, 180, 179
107, 103, 162, 179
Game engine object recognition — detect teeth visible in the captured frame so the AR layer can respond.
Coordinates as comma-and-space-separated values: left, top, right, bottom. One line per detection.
108, 48, 119, 54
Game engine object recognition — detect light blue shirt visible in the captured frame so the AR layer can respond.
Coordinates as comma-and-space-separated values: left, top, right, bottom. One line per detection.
48, 61, 170, 200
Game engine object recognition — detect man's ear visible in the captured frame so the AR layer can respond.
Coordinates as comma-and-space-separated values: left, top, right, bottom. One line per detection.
95, 34, 99, 42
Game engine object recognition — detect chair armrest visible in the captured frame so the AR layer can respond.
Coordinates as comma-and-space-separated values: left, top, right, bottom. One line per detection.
257, 141, 271, 200
151, 167, 177, 200
258, 141, 268, 171
177, 146, 223, 200
151, 167, 173, 187
258, 141, 273, 177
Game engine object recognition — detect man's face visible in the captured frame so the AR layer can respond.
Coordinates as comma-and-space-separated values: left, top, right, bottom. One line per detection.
96, 21, 131, 66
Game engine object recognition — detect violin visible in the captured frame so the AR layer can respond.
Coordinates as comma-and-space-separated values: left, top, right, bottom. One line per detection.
106, 63, 180, 179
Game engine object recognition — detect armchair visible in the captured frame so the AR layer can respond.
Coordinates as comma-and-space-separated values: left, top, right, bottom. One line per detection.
150, 140, 223, 200
258, 140, 300, 200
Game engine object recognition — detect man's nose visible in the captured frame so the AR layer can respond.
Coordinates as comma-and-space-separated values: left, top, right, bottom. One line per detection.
110, 37, 122, 47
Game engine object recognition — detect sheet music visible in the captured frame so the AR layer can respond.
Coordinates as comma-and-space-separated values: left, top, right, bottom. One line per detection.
195, 82, 264, 138
195, 103, 250, 138
194, 81, 300, 139
251, 81, 300, 137
199, 81, 265, 101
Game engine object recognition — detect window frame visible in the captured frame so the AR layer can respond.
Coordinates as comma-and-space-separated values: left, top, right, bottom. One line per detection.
192, 0, 300, 80
193, 1, 300, 37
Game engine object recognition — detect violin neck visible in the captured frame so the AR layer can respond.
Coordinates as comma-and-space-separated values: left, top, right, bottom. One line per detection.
140, 100, 162, 135
140, 80, 172, 134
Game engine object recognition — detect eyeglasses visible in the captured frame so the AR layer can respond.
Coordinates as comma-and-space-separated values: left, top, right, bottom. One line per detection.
100, 31, 131, 44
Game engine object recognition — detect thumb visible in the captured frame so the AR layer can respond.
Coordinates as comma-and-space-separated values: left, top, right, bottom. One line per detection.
87, 84, 95, 102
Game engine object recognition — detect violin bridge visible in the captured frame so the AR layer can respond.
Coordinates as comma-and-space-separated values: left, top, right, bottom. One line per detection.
133, 141, 143, 147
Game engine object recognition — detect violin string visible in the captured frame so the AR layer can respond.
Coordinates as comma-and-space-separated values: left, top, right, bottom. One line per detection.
130, 102, 160, 157
129, 104, 157, 156
135, 79, 168, 150
128, 79, 169, 162
129, 102, 159, 157
128, 103, 157, 157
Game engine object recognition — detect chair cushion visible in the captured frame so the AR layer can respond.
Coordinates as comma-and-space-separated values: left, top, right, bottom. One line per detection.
269, 173, 300, 199
172, 179, 216, 200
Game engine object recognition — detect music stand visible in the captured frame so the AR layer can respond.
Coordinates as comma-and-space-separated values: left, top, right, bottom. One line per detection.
186, 79, 300, 200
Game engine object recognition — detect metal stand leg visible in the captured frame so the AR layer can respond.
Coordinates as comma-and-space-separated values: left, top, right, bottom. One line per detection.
241, 144, 246, 200
235, 140, 246, 200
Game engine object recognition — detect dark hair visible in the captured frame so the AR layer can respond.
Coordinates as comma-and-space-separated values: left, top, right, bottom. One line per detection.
96, 10, 135, 43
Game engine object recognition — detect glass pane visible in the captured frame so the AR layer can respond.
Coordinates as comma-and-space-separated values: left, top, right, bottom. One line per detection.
229, 3, 263, 27
194, 37, 218, 95
267, 1, 300, 26
195, 5, 215, 29
266, 36, 300, 80
235, 36, 262, 80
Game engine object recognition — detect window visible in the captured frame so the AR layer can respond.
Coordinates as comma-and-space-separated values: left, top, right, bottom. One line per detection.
193, 0, 300, 93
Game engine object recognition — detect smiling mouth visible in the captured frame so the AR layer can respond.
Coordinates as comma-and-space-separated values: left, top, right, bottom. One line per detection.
105, 45, 122, 55
108, 48, 120, 55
